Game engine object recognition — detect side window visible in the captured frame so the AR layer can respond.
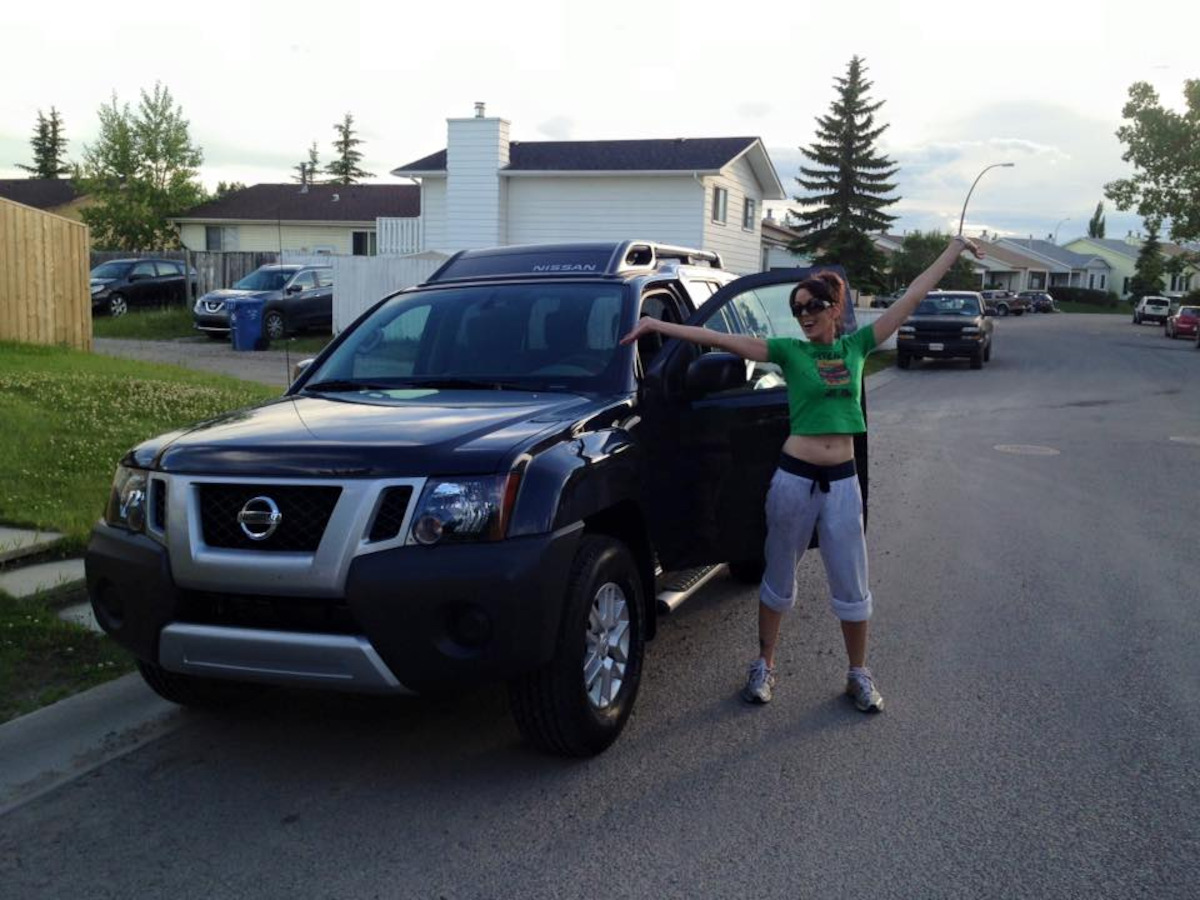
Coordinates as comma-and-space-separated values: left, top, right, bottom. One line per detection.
681, 280, 715, 310
290, 271, 318, 290
637, 290, 684, 369
314, 269, 334, 288
131, 261, 157, 279
155, 261, 182, 277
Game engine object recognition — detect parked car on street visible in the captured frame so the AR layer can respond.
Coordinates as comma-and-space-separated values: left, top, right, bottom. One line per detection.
193, 264, 334, 339
896, 290, 994, 370
1017, 290, 1056, 313
91, 258, 198, 317
980, 290, 1029, 317
86, 240, 871, 757
1132, 295, 1171, 325
1165, 305, 1200, 340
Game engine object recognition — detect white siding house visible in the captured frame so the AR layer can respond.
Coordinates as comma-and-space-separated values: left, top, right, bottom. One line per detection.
391, 109, 786, 274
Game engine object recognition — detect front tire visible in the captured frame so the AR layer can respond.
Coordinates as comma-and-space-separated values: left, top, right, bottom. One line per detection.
137, 659, 261, 708
108, 293, 128, 317
984, 341, 992, 363
997, 304, 1009, 317
264, 310, 286, 341
728, 558, 766, 584
897, 353, 912, 370
509, 535, 646, 757
970, 348, 983, 370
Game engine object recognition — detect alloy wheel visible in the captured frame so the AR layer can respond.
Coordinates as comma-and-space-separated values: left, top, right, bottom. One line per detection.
264, 312, 285, 340
583, 581, 630, 710
109, 294, 128, 317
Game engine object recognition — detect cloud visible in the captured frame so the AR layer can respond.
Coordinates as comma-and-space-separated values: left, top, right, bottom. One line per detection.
737, 102, 772, 119
536, 116, 575, 140
768, 101, 1142, 240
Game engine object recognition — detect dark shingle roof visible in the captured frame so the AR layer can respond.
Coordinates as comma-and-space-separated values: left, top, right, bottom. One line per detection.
0, 178, 80, 210
1002, 238, 1104, 269
176, 183, 420, 222
393, 137, 759, 173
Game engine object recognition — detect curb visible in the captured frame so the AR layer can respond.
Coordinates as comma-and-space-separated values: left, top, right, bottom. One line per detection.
0, 672, 183, 817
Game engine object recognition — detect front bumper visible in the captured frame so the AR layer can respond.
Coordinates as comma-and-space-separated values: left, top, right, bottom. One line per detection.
897, 336, 985, 358
86, 521, 583, 694
193, 311, 231, 333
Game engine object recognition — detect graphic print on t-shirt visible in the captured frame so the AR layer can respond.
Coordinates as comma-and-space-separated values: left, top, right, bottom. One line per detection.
816, 357, 852, 398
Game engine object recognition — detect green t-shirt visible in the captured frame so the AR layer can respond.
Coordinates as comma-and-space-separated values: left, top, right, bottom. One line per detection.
766, 325, 877, 435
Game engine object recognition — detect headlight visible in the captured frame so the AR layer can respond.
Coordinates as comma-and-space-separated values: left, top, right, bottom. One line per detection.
962, 326, 981, 334
411, 474, 521, 546
91, 284, 108, 296
105, 465, 148, 532
899, 325, 915, 334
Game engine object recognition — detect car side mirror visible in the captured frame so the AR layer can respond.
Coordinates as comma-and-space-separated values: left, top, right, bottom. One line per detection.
291, 358, 315, 384
685, 351, 748, 398
286, 284, 303, 295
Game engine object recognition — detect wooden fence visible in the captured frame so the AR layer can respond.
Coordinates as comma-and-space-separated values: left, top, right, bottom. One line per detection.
0, 196, 91, 350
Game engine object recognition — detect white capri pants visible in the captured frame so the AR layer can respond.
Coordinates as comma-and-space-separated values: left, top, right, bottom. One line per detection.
759, 456, 873, 622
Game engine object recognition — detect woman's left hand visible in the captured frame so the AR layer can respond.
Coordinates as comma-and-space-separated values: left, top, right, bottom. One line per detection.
958, 236, 985, 260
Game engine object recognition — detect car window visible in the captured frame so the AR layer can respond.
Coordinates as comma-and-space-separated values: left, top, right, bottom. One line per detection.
1180, 307, 1199, 317
155, 261, 181, 277
915, 295, 982, 316
91, 262, 132, 279
131, 262, 157, 278
290, 271, 318, 289
313, 269, 334, 288
234, 269, 292, 291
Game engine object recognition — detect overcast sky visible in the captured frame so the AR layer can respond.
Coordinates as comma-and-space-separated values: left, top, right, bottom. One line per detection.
3, 0, 1196, 243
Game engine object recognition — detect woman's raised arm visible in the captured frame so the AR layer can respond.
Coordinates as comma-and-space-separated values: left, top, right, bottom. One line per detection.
873, 236, 985, 345
620, 318, 770, 363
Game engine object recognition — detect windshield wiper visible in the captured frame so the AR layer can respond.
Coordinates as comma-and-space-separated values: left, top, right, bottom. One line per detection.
302, 379, 395, 393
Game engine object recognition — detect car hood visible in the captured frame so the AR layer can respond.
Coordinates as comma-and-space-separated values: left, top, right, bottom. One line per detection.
90, 278, 116, 288
129, 391, 611, 476
198, 289, 278, 303
908, 316, 984, 328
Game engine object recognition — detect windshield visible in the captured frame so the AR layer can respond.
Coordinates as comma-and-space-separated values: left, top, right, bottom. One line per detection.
91, 262, 132, 279
913, 295, 982, 317
303, 282, 628, 394
233, 269, 293, 291
1179, 307, 1200, 317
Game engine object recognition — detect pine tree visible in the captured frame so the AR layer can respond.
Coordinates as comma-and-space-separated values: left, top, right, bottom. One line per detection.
15, 107, 71, 178
293, 141, 322, 185
790, 56, 899, 293
325, 113, 373, 185
1129, 219, 1165, 299
1087, 201, 1106, 238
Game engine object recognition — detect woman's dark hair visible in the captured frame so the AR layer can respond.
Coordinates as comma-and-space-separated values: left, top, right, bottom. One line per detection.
789, 271, 846, 314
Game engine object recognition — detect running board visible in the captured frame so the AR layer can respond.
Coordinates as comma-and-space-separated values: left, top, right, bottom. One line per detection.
655, 564, 727, 613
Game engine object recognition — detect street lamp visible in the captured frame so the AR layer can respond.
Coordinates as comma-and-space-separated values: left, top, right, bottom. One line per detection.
957, 163, 1015, 236
1053, 217, 1071, 244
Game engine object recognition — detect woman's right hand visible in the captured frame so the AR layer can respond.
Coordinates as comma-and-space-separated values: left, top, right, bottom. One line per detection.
620, 317, 660, 346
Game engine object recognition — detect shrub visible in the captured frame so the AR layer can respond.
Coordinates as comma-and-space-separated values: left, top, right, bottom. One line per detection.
1047, 286, 1118, 307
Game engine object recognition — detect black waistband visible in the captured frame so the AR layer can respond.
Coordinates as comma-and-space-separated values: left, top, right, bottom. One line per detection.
777, 454, 856, 493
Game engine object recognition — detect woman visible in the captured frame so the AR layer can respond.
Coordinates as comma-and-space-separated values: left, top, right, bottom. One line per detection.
621, 235, 984, 710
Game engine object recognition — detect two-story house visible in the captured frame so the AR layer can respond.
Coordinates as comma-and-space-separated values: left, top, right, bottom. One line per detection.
390, 106, 786, 274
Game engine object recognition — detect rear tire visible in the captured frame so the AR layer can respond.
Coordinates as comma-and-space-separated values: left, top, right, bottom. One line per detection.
264, 311, 286, 341
137, 659, 262, 708
897, 353, 911, 370
997, 304, 1009, 317
509, 535, 646, 757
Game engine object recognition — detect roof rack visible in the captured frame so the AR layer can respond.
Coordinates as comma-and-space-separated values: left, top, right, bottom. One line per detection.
423, 241, 724, 284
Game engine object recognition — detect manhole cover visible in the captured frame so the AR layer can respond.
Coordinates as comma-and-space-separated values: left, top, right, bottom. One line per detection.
1169, 436, 1200, 446
993, 444, 1060, 456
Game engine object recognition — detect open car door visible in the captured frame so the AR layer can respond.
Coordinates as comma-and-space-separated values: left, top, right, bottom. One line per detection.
640, 267, 869, 572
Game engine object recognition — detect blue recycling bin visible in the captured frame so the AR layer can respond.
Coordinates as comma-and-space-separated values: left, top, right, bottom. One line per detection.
227, 297, 267, 351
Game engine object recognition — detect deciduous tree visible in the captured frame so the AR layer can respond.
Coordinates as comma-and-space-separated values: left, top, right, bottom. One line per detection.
889, 231, 979, 292
76, 83, 206, 249
789, 56, 899, 293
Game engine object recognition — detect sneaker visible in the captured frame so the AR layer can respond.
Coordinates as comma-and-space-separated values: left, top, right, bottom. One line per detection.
845, 667, 884, 712
741, 658, 775, 704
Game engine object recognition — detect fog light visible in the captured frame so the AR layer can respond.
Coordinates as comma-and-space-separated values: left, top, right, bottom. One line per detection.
449, 604, 492, 648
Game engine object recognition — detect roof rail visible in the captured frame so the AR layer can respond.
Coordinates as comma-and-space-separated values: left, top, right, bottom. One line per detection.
615, 241, 723, 272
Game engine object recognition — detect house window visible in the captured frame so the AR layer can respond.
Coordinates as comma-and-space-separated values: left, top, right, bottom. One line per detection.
712, 187, 728, 224
1098, 273, 1106, 290
352, 231, 377, 256
1170, 273, 1191, 292
1123, 276, 1131, 295
205, 226, 237, 251
743, 198, 757, 230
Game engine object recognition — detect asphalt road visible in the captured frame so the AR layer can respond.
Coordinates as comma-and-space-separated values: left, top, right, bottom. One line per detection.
4, 314, 1198, 898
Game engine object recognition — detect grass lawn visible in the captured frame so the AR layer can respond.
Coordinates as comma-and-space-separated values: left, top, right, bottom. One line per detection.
0, 589, 135, 724
0, 341, 278, 720
865, 350, 895, 377
93, 306, 334, 355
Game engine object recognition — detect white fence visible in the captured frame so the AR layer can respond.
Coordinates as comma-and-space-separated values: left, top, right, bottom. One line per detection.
331, 254, 448, 331
377, 217, 423, 255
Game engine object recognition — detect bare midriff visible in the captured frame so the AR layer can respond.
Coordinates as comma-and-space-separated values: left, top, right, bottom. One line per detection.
782, 433, 855, 467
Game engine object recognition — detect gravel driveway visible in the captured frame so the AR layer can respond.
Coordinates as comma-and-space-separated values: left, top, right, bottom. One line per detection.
93, 337, 312, 390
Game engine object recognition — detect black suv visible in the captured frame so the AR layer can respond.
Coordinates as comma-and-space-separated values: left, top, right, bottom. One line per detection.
897, 290, 994, 369
86, 241, 865, 756
91, 258, 198, 317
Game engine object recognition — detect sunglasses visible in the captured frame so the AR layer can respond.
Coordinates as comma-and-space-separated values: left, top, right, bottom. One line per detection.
791, 300, 832, 317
